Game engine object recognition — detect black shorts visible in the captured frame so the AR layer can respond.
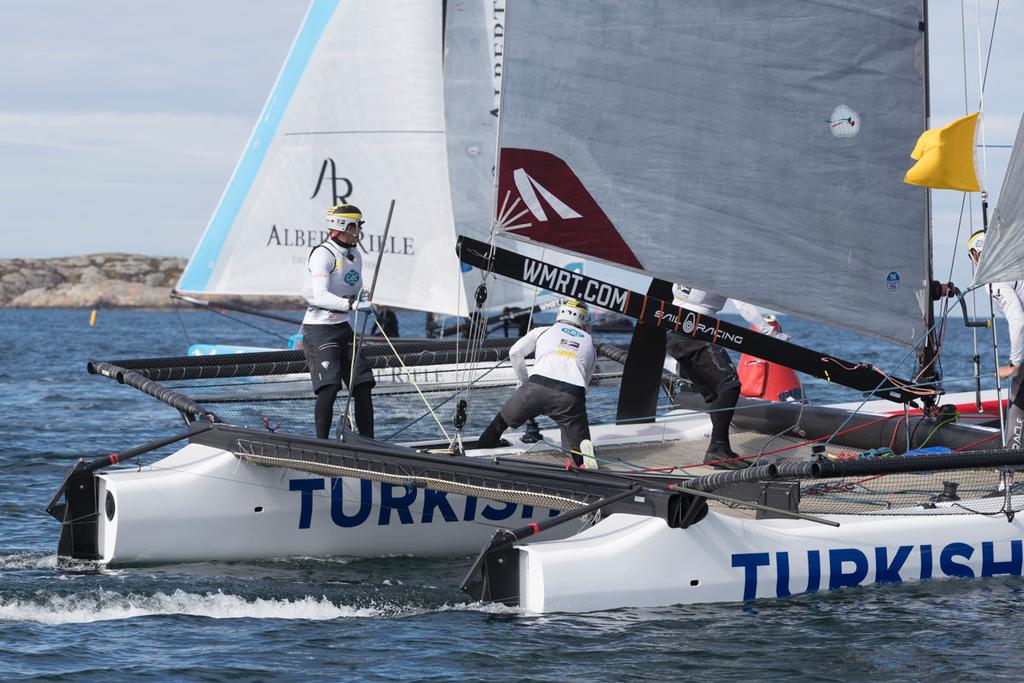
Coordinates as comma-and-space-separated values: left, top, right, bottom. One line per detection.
500, 377, 590, 452
666, 332, 740, 402
301, 322, 376, 392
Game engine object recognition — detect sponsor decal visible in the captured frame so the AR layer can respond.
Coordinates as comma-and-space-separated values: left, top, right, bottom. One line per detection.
266, 226, 415, 256
513, 169, 583, 222
343, 269, 360, 286
491, 1, 505, 117
521, 257, 629, 312
311, 158, 352, 205
499, 148, 643, 268
886, 271, 901, 292
654, 307, 745, 345
265, 160, 415, 254
828, 105, 860, 138
266, 226, 332, 248
732, 540, 1023, 600
540, 261, 583, 297
556, 337, 580, 359
561, 326, 584, 338
289, 477, 558, 528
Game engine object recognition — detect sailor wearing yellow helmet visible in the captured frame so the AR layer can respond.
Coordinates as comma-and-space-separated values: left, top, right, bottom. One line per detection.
477, 299, 597, 466
967, 230, 1024, 448
300, 204, 376, 439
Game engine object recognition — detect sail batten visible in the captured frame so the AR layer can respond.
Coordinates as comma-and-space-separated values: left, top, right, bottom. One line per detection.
495, 0, 929, 347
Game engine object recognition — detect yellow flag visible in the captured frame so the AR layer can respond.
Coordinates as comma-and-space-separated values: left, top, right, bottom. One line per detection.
903, 112, 981, 192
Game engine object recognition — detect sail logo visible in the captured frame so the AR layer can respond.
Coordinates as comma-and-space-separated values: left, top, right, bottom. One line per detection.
886, 271, 901, 292
513, 169, 583, 222
521, 257, 629, 312
733, 540, 1023, 600
828, 105, 860, 138
681, 311, 697, 334
311, 159, 353, 205
490, 0, 505, 117
499, 148, 643, 268
265, 227, 415, 258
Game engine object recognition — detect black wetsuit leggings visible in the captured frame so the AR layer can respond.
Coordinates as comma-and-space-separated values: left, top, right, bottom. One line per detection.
315, 383, 374, 439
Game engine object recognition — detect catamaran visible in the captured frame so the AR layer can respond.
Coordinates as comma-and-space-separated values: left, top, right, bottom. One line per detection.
47, 0, 1024, 614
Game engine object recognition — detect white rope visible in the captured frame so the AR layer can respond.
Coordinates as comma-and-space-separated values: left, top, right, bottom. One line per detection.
372, 318, 452, 442
342, 298, 362, 433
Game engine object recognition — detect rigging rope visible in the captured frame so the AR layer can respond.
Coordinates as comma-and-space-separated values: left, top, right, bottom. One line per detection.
371, 318, 452, 443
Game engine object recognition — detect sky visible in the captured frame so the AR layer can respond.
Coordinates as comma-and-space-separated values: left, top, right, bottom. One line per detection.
0, 0, 1021, 292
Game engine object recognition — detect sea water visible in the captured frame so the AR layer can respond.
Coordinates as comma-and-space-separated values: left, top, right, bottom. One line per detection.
2, 308, 1023, 681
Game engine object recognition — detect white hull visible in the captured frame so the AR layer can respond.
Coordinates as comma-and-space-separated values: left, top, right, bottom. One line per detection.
92, 411, 713, 566
518, 506, 1024, 613
97, 443, 568, 565
78, 387, 1018, 617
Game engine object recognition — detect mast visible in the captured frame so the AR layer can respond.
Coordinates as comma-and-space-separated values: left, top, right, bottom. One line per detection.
917, 0, 943, 408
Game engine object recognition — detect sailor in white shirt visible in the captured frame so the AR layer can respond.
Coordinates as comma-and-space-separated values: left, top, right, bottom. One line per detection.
301, 204, 376, 439
477, 299, 597, 465
668, 284, 789, 469
968, 231, 1024, 448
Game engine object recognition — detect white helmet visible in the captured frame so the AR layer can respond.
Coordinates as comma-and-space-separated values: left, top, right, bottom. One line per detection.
557, 299, 588, 328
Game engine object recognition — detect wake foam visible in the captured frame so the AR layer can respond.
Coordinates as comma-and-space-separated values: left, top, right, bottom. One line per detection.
0, 552, 58, 571
0, 589, 384, 624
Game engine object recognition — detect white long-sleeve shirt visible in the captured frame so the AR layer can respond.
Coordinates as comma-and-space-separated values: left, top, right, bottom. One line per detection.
509, 324, 597, 389
302, 239, 362, 325
992, 281, 1024, 365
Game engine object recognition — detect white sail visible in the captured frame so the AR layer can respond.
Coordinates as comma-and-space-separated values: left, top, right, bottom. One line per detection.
494, 0, 930, 347
177, 0, 470, 317
973, 111, 1024, 286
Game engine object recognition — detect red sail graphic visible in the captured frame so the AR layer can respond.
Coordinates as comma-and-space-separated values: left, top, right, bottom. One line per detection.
497, 148, 642, 269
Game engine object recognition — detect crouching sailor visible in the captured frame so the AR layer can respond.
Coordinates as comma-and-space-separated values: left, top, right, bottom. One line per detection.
477, 299, 597, 465
968, 231, 1024, 448
301, 204, 376, 439
667, 284, 790, 470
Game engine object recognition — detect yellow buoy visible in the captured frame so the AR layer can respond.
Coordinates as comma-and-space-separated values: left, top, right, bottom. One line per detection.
89, 309, 97, 327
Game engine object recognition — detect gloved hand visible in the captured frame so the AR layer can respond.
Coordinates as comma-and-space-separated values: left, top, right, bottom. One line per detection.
352, 291, 374, 312
757, 317, 791, 342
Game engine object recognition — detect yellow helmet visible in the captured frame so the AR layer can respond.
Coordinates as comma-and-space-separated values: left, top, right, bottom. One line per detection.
557, 298, 589, 328
967, 230, 985, 260
327, 202, 364, 242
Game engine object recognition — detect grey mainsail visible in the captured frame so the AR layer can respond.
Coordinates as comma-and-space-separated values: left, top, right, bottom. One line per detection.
495, 0, 929, 347
973, 112, 1024, 286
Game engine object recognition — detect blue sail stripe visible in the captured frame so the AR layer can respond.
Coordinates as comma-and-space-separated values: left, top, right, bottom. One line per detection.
178, 0, 340, 292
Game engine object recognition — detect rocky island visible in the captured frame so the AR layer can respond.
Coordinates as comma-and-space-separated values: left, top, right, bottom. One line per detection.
0, 254, 187, 308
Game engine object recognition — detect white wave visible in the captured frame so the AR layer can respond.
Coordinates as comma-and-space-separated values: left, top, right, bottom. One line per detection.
438, 601, 523, 615
0, 552, 58, 571
0, 589, 385, 624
